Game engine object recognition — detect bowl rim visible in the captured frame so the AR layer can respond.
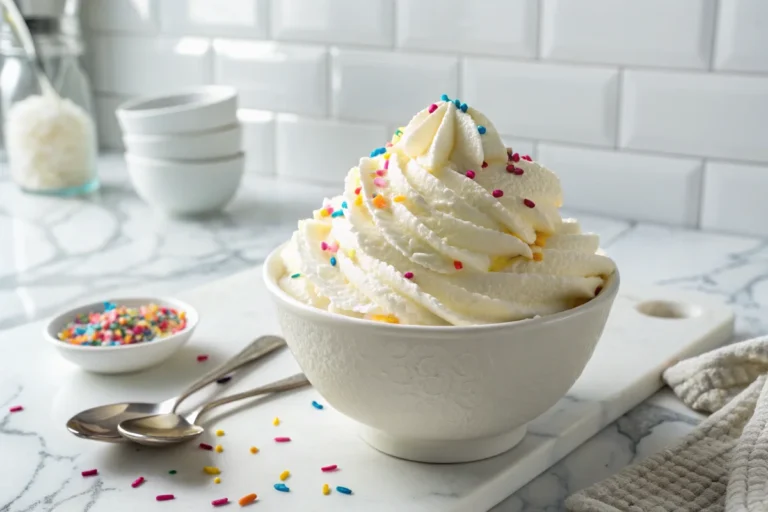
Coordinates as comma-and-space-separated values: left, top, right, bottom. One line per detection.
124, 152, 245, 167
44, 296, 199, 352
123, 123, 242, 143
116, 86, 237, 118
263, 241, 620, 334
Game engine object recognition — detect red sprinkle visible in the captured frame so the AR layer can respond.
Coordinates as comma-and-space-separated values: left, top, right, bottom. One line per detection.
274, 437, 291, 443
505, 164, 515, 173
131, 477, 145, 488
199, 443, 214, 451
492, 189, 504, 198
513, 167, 524, 175
404, 272, 414, 279
82, 469, 98, 477
321, 464, 338, 472
212, 498, 229, 507
511, 152, 520, 162
354, 187, 361, 195
453, 261, 463, 270
9, 405, 23, 413
481, 161, 488, 168
376, 169, 386, 176
523, 198, 536, 208
384, 159, 390, 170
428, 103, 438, 113
156, 494, 175, 502
522, 155, 532, 161
321, 241, 329, 251
465, 170, 476, 179
197, 354, 209, 362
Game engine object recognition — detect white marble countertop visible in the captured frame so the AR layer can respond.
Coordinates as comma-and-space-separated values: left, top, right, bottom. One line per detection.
1, 155, 767, 511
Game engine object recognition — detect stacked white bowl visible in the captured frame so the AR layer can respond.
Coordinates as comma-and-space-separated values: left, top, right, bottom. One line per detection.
116, 86, 244, 215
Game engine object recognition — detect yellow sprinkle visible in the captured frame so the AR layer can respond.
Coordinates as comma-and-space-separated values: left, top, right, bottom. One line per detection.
215, 444, 223, 453
319, 209, 330, 218
383, 153, 391, 160
203, 466, 221, 475
273, 417, 280, 426
354, 194, 363, 206
393, 195, 406, 203
534, 233, 548, 247
346, 248, 356, 259
533, 252, 544, 262
322, 483, 331, 496
372, 195, 387, 209
214, 477, 221, 484
279, 470, 291, 481
371, 314, 399, 324
216, 429, 225, 437
250, 446, 259, 454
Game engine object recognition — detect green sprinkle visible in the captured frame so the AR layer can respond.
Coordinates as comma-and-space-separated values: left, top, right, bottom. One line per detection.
169, 470, 177, 475
290, 273, 300, 279
395, 129, 402, 136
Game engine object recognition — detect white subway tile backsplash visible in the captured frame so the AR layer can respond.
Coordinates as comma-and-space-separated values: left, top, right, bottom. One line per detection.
396, 0, 537, 58
159, 0, 268, 39
538, 144, 703, 226
332, 49, 458, 124
92, 35, 213, 95
276, 115, 387, 183
701, 161, 768, 237
239, 110, 275, 175
621, 70, 768, 163
463, 59, 619, 147
714, 0, 768, 73
541, 0, 715, 69
214, 40, 327, 117
94, 95, 129, 150
272, 0, 393, 47
86, 0, 159, 34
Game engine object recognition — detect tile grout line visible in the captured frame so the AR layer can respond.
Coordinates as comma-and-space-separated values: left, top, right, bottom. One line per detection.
708, 0, 721, 71
613, 68, 625, 150
534, 0, 544, 59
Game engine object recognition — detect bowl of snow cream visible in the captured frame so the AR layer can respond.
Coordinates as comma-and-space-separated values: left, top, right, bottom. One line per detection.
264, 96, 618, 463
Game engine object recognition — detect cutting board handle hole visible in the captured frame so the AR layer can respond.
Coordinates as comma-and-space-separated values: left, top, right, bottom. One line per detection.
636, 300, 701, 319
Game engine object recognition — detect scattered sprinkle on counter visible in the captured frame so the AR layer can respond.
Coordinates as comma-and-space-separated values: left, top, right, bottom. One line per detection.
274, 436, 291, 443
200, 443, 213, 451
274, 483, 290, 493
9, 405, 22, 413
322, 483, 331, 496
216, 429, 225, 437
212, 497, 229, 507
249, 446, 259, 454
273, 417, 280, 426
336, 486, 353, 495
214, 477, 221, 484
168, 470, 177, 475
57, 302, 186, 346
321, 464, 338, 472
81, 469, 98, 477
131, 476, 145, 488
203, 466, 221, 475
311, 400, 324, 410
197, 354, 209, 362
279, 470, 291, 481
156, 494, 175, 502
239, 493, 257, 506
215, 445, 224, 453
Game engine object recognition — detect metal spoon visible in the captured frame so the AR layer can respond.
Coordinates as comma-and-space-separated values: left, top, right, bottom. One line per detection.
66, 335, 286, 442
117, 373, 310, 446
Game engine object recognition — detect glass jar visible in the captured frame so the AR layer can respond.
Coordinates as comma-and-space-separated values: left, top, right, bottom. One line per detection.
0, 9, 98, 195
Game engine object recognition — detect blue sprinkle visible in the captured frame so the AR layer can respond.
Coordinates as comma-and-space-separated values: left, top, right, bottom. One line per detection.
341, 201, 348, 209
330, 256, 337, 267
331, 210, 344, 218
103, 301, 116, 311
453, 99, 461, 108
274, 483, 290, 493
460, 103, 468, 113
440, 94, 449, 101
478, 125, 487, 135
75, 327, 86, 335
311, 400, 324, 410
336, 486, 353, 495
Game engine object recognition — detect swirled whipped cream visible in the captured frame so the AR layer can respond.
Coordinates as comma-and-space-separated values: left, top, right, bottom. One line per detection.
278, 97, 616, 326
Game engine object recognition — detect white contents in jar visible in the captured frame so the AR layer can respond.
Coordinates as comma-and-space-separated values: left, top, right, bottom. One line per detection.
5, 93, 96, 191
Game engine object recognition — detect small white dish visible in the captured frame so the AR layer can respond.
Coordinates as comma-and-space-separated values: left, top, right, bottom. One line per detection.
117, 86, 237, 136
45, 297, 199, 374
125, 152, 244, 215
123, 123, 242, 160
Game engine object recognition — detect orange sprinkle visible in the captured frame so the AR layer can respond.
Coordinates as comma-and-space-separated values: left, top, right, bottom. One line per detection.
249, 446, 259, 454
371, 314, 399, 324
533, 252, 544, 262
372, 195, 387, 209
239, 493, 257, 506
393, 195, 406, 203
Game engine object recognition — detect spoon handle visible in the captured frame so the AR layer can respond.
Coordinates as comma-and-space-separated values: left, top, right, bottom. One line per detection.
188, 373, 310, 423
1, 0, 57, 96
172, 335, 286, 412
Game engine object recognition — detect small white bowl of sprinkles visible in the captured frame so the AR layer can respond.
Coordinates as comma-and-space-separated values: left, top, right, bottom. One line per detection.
45, 297, 198, 374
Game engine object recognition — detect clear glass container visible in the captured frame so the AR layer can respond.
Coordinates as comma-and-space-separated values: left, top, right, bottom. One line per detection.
0, 10, 98, 195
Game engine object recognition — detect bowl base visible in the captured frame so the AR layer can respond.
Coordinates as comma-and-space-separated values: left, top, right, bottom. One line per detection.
359, 424, 527, 463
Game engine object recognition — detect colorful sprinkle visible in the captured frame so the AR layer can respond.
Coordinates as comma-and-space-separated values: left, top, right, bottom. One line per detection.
216, 429, 225, 437
274, 483, 290, 493
523, 198, 536, 208
330, 256, 337, 267
533, 252, 544, 262
215, 445, 224, 453
460, 103, 468, 112
273, 417, 280, 426
203, 466, 221, 475
212, 498, 229, 507
354, 194, 363, 206
336, 486, 353, 495
319, 208, 330, 218
440, 94, 449, 101
481, 161, 488, 168
341, 201, 348, 209
492, 189, 504, 198
250, 446, 259, 454
200, 443, 213, 451
384, 159, 390, 170
81, 469, 98, 477
279, 470, 291, 481
321, 465, 338, 472
465, 170, 476, 179
156, 494, 175, 502
375, 169, 386, 177
322, 483, 331, 495
393, 195, 406, 203
239, 493, 258, 506
373, 177, 387, 188
9, 405, 23, 413
216, 376, 232, 384
511, 152, 520, 163
371, 314, 400, 324
311, 400, 324, 410
395, 129, 403, 136
404, 272, 414, 279
372, 195, 387, 209
197, 354, 209, 362
369, 147, 386, 158
331, 210, 344, 218
354, 186, 361, 195
169, 470, 177, 475
275, 437, 291, 443
453, 99, 461, 108
522, 155, 532, 161
454, 261, 463, 270
428, 103, 438, 113
214, 477, 221, 484
478, 125, 487, 134
513, 167, 524, 175
131, 476, 145, 488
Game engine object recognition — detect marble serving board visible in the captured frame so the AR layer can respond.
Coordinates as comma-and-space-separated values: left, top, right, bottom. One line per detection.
0, 267, 734, 512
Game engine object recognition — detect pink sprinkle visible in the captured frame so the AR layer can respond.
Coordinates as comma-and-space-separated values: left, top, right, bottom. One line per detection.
329, 242, 339, 253
511, 153, 520, 163
199, 443, 214, 450
505, 164, 515, 173
9, 405, 23, 413
481, 161, 488, 168
131, 477, 145, 488
376, 169, 386, 176
492, 189, 504, 198
82, 469, 98, 477
326, 207, 334, 214
522, 155, 532, 161
197, 354, 209, 362
321, 241, 329, 251
384, 159, 390, 170
404, 272, 414, 279
428, 103, 438, 113
274, 437, 291, 443
385, 142, 393, 148
373, 177, 387, 188
212, 498, 229, 507
524, 198, 536, 208
465, 170, 476, 179
156, 494, 175, 502
321, 464, 338, 472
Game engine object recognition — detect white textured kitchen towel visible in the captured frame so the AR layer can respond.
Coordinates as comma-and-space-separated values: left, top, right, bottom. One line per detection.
566, 334, 768, 512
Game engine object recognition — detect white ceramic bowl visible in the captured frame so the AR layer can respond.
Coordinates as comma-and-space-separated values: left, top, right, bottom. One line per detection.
125, 152, 244, 215
45, 297, 199, 374
116, 86, 237, 136
264, 243, 619, 463
123, 123, 242, 160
